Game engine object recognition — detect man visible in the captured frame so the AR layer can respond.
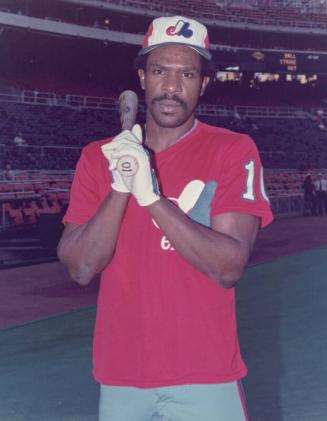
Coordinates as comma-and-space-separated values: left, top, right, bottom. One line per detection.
302, 174, 316, 216
58, 16, 273, 421
314, 173, 327, 215
13, 131, 27, 146
4, 162, 15, 180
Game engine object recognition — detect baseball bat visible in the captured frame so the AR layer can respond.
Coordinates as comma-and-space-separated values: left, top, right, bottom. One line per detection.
116, 90, 139, 176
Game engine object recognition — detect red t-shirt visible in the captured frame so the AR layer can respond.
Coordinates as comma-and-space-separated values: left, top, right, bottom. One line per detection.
64, 121, 273, 388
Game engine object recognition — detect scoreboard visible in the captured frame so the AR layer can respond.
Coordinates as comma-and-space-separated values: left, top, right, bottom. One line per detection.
279, 52, 297, 72
213, 47, 327, 74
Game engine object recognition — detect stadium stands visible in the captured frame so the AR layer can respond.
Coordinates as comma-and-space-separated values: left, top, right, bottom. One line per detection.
0, 88, 326, 227
1, 0, 327, 30
0, 91, 326, 172
2, 165, 326, 228
0, 100, 119, 147
0, 170, 72, 227
92, 0, 327, 29
0, 0, 326, 228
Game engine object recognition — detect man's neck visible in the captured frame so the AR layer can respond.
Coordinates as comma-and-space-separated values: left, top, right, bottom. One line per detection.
144, 118, 197, 153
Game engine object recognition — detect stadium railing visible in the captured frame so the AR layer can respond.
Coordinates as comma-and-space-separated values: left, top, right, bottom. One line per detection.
1, 90, 326, 119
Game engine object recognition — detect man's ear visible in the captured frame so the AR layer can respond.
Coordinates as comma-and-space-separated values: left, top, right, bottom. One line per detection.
138, 69, 146, 91
200, 76, 210, 96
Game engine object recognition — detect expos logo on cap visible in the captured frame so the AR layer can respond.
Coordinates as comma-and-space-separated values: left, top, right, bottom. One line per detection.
166, 20, 193, 39
139, 16, 211, 60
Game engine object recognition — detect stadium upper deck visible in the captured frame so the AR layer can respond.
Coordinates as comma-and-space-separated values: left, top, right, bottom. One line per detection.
1, 0, 327, 32
0, 0, 326, 76
54, 0, 327, 30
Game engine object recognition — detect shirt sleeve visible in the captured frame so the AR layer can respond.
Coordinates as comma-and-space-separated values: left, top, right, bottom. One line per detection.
63, 144, 104, 225
210, 134, 273, 228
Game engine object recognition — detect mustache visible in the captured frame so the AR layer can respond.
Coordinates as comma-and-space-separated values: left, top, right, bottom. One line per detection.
151, 94, 187, 110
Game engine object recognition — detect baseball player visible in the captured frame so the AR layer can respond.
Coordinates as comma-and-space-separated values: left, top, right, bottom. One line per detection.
58, 15, 273, 421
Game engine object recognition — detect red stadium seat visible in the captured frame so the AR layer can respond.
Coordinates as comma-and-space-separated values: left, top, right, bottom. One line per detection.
4, 204, 25, 225
23, 207, 37, 224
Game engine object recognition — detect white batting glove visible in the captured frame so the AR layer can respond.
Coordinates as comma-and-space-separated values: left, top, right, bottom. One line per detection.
101, 126, 142, 193
109, 125, 160, 207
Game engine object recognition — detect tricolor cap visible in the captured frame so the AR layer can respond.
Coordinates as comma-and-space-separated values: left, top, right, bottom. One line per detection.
139, 16, 211, 60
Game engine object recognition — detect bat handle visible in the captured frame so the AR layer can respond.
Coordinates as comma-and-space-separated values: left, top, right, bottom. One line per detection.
117, 155, 139, 176
117, 90, 139, 176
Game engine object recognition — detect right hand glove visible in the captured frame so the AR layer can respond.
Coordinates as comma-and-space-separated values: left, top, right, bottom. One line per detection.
101, 126, 142, 193
108, 125, 160, 206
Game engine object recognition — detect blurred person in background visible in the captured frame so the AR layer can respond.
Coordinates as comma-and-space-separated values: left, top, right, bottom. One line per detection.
4, 162, 15, 180
302, 174, 317, 216
13, 131, 27, 147
314, 173, 327, 215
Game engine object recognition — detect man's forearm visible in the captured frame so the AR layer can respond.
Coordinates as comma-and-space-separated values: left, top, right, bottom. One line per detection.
147, 197, 257, 288
57, 191, 130, 285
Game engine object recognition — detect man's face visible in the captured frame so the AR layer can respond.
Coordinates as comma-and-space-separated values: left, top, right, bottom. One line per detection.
138, 45, 210, 129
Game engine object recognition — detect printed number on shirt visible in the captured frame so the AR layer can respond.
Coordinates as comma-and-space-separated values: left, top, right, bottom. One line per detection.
242, 160, 269, 202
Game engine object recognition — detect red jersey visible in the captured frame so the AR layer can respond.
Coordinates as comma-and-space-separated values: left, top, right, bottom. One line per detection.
64, 121, 273, 388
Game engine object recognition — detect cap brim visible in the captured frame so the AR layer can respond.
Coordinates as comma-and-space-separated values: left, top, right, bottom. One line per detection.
139, 43, 212, 60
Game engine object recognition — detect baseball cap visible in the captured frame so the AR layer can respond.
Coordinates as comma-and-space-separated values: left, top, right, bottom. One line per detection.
139, 16, 211, 60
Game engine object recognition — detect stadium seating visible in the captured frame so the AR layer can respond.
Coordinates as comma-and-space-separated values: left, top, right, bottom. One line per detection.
93, 0, 327, 29
2, 166, 326, 227
3, 0, 326, 30
0, 98, 326, 172
0, 101, 118, 147
0, 0, 326, 225
0, 98, 326, 225
0, 171, 72, 227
